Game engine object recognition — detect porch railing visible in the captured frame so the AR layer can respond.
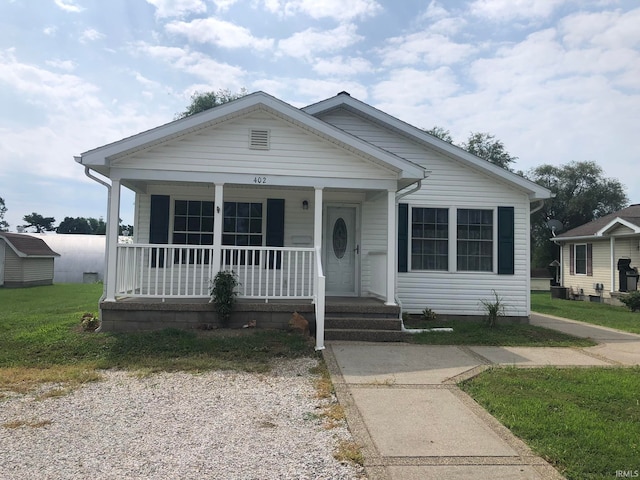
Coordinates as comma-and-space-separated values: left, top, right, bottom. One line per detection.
116, 244, 316, 300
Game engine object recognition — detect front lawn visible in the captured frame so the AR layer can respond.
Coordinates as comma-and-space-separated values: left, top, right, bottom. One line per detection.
0, 284, 315, 393
531, 291, 640, 334
405, 319, 595, 347
461, 366, 640, 480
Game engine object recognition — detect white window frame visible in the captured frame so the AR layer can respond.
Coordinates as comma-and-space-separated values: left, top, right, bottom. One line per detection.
409, 206, 449, 271
574, 243, 588, 275
455, 207, 496, 273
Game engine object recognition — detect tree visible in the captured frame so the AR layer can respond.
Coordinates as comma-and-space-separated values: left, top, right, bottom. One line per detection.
88, 217, 106, 235
424, 126, 453, 143
424, 127, 517, 169
22, 212, 56, 233
462, 132, 517, 170
57, 216, 109, 235
528, 161, 628, 267
0, 197, 8, 232
57, 217, 93, 234
176, 88, 248, 119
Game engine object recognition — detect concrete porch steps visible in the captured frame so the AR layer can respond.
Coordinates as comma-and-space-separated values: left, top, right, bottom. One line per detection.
324, 303, 405, 342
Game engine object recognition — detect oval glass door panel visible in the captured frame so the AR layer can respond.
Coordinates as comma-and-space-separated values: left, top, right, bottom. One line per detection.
332, 218, 348, 259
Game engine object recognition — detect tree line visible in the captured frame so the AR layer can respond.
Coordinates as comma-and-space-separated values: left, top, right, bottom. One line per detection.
0, 205, 133, 236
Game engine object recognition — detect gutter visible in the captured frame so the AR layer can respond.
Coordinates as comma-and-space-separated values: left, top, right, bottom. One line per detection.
80, 162, 111, 332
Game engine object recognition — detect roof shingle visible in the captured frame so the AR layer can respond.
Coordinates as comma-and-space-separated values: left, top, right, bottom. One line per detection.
555, 204, 640, 239
0, 233, 60, 257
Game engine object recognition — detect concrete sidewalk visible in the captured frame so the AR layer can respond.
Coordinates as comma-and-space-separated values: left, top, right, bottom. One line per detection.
323, 315, 640, 480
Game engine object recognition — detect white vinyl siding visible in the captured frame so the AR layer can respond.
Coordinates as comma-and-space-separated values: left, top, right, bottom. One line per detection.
113, 110, 397, 181
318, 108, 532, 317
562, 237, 640, 298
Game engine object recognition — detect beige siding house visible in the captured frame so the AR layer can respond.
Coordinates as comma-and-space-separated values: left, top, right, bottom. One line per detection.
76, 91, 551, 347
0, 233, 60, 287
553, 204, 640, 301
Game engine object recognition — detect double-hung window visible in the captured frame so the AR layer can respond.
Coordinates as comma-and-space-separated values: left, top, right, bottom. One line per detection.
222, 201, 263, 265
411, 207, 448, 270
173, 200, 214, 264
574, 244, 587, 275
457, 209, 493, 272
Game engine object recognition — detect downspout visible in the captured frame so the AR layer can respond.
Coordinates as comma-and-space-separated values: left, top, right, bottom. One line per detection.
530, 199, 545, 215
394, 174, 452, 333
80, 162, 111, 332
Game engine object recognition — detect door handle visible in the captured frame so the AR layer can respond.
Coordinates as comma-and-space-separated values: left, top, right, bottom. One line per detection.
354, 244, 359, 254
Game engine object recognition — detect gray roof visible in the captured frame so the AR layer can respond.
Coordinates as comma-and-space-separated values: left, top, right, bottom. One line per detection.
0, 233, 60, 258
555, 204, 640, 239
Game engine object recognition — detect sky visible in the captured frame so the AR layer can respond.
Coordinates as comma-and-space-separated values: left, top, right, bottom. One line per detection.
1, 0, 639, 231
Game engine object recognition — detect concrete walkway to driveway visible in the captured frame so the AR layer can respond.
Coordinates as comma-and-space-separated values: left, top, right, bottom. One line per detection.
323, 314, 640, 480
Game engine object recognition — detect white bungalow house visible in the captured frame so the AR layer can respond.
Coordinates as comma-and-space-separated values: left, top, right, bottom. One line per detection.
552, 204, 640, 303
76, 91, 551, 348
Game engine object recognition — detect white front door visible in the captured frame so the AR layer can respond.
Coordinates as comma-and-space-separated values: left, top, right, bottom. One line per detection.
324, 206, 359, 296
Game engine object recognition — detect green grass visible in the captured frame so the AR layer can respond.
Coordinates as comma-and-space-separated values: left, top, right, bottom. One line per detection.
460, 367, 640, 480
0, 284, 315, 392
531, 291, 640, 334
405, 319, 595, 347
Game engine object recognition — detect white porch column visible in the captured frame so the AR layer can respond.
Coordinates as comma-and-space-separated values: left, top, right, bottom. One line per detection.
104, 178, 121, 302
313, 187, 323, 302
213, 183, 224, 278
610, 237, 616, 293
386, 189, 397, 306
313, 187, 323, 251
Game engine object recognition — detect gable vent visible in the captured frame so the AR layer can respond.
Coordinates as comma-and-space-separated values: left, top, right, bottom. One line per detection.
249, 129, 270, 150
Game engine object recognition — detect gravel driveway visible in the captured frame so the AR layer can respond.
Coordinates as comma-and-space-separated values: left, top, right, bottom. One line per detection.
0, 358, 363, 479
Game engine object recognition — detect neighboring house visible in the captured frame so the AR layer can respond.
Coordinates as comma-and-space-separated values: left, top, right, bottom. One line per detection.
76, 91, 551, 347
0, 233, 60, 287
553, 204, 640, 302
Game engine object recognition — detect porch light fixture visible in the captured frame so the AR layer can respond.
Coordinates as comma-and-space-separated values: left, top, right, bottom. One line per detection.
302, 200, 309, 210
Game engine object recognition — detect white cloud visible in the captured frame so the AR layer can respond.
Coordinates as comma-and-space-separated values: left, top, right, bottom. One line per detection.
469, 0, 566, 21
278, 24, 363, 60
165, 17, 274, 50
312, 56, 373, 77
45, 59, 77, 71
213, 0, 239, 11
375, 67, 460, 104
262, 0, 381, 21
43, 26, 58, 36
145, 0, 207, 18
422, 1, 449, 20
560, 7, 640, 49
252, 76, 368, 103
80, 28, 105, 43
0, 49, 99, 111
133, 42, 246, 86
53, 0, 84, 13
380, 32, 476, 67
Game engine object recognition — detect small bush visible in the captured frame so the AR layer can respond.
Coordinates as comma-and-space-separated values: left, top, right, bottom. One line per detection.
422, 307, 437, 321
619, 291, 640, 312
210, 270, 238, 327
480, 290, 505, 328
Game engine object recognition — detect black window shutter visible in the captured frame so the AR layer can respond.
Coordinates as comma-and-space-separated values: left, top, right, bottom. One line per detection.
497, 206, 514, 275
587, 243, 593, 276
266, 199, 285, 269
149, 195, 170, 267
398, 203, 408, 273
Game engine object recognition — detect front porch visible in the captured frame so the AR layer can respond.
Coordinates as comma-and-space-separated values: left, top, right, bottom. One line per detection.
100, 296, 403, 341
